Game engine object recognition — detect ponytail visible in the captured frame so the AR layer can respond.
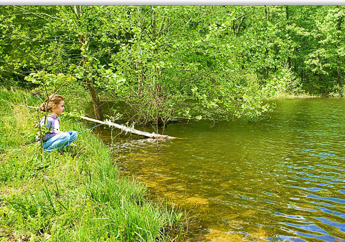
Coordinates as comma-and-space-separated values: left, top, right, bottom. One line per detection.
39, 102, 48, 112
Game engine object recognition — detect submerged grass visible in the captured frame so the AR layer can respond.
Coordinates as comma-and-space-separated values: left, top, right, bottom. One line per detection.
0, 87, 182, 241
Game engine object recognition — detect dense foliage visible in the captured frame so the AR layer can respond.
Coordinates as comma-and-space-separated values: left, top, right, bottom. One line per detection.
1, 6, 344, 123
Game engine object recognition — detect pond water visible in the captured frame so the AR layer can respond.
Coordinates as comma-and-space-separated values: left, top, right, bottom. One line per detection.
96, 98, 345, 241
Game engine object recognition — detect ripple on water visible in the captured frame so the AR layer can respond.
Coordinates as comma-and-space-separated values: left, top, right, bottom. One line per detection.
100, 98, 345, 241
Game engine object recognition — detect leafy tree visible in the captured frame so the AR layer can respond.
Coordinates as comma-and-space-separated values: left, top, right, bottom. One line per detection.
4, 5, 344, 125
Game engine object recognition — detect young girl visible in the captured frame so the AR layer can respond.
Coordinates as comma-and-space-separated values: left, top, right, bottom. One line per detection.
39, 94, 78, 152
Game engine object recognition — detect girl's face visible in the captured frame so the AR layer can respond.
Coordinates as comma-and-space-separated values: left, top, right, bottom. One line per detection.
52, 100, 65, 116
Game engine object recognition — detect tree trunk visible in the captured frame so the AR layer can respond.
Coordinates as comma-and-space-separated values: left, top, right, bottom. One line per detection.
336, 6, 343, 95
286, 6, 291, 69
265, 6, 269, 21
86, 79, 104, 121
152, 6, 161, 94
235, 16, 245, 37
78, 34, 104, 121
337, 67, 343, 88
74, 6, 104, 121
137, 6, 143, 96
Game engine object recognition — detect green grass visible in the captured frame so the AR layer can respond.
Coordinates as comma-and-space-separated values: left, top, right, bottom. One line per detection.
0, 87, 182, 241
272, 92, 320, 99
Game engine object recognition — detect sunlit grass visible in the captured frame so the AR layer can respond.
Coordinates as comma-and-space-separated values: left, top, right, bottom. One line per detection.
272, 92, 320, 99
0, 86, 182, 241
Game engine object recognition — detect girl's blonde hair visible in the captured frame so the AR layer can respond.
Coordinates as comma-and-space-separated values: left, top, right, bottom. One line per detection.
40, 94, 65, 112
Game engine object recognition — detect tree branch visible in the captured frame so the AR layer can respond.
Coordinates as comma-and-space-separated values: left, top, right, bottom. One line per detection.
236, 15, 245, 37
13, 6, 63, 21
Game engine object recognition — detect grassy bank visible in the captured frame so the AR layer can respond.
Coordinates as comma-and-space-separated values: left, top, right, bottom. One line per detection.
0, 87, 181, 241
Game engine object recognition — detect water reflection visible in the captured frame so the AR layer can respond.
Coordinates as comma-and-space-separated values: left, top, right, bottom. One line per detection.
96, 98, 345, 241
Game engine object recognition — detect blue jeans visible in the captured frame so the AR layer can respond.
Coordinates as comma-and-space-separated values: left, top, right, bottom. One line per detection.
43, 131, 78, 152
